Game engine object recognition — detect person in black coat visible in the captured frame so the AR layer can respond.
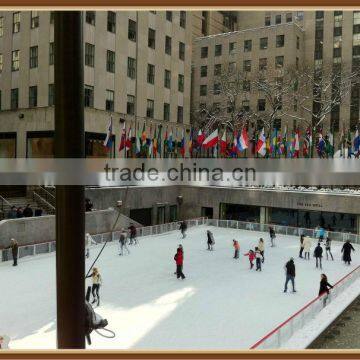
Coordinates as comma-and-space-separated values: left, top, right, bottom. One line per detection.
314, 243, 323, 269
342, 240, 355, 265
299, 234, 305, 258
23, 204, 33, 217
319, 273, 333, 307
269, 226, 276, 247
284, 258, 296, 293
179, 221, 187, 239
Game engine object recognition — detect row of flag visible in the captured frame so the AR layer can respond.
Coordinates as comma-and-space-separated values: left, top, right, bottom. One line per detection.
103, 116, 360, 158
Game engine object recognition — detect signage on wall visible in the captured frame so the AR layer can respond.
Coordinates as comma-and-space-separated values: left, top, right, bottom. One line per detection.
296, 202, 323, 209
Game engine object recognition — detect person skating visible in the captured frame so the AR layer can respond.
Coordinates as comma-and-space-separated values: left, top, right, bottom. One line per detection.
244, 250, 255, 270
128, 224, 137, 245
179, 221, 187, 239
174, 244, 183, 274
284, 258, 296, 293
86, 267, 102, 306
119, 228, 130, 255
207, 230, 214, 251
255, 247, 262, 271
174, 246, 185, 279
342, 240, 355, 265
303, 236, 312, 260
258, 238, 265, 263
314, 243, 323, 269
316, 226, 325, 242
233, 240, 240, 259
6, 238, 18, 266
319, 273, 333, 307
269, 226, 276, 247
325, 237, 334, 260
299, 235, 305, 258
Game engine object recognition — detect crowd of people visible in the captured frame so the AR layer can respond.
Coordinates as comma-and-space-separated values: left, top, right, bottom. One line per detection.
6, 204, 42, 219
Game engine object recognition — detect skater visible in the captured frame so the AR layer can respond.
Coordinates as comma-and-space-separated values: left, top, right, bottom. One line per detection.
174, 244, 183, 274
255, 247, 262, 271
119, 228, 130, 255
244, 250, 255, 269
174, 246, 185, 279
179, 221, 187, 239
325, 237, 334, 260
258, 238, 265, 263
316, 226, 325, 242
319, 273, 333, 307
207, 230, 214, 251
86, 267, 102, 306
233, 240, 240, 259
6, 238, 18, 266
299, 234, 305, 258
342, 240, 355, 265
314, 243, 323, 269
284, 257, 296, 293
128, 223, 137, 245
269, 226, 276, 247
303, 236, 312, 260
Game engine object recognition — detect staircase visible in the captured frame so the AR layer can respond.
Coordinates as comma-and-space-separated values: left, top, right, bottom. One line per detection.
31, 186, 56, 214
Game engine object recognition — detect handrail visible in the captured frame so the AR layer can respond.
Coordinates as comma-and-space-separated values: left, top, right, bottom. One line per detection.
33, 192, 55, 211
0, 195, 13, 207
39, 186, 55, 200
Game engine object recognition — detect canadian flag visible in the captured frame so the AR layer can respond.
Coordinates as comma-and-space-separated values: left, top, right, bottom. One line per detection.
219, 130, 227, 154
256, 128, 266, 156
197, 129, 205, 145
239, 128, 249, 150
202, 129, 219, 148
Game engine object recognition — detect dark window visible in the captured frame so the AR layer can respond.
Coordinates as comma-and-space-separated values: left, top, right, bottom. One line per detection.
258, 99, 266, 111
13, 12, 20, 33
86, 11, 96, 25
200, 65, 207, 77
200, 85, 207, 96
127, 57, 136, 79
316, 11, 324, 19
166, 11, 172, 21
213, 82, 221, 95
146, 99, 154, 118
106, 50, 115, 73
49, 42, 54, 65
330, 105, 340, 132
164, 103, 170, 121
244, 39, 252, 52
106, 90, 114, 111
243, 60, 251, 72
286, 13, 292, 23
178, 74, 184, 92
165, 36, 172, 55
148, 28, 156, 48
242, 100, 250, 112
334, 27, 342, 36
164, 70, 171, 88
333, 47, 342, 58
201, 46, 208, 58
177, 106, 183, 123
180, 11, 186, 28
11, 88, 18, 110
215, 44, 222, 56
147, 64, 155, 84
30, 11, 39, 29
128, 19, 137, 41
84, 85, 94, 107
29, 86, 37, 107
50, 12, 55, 25
275, 55, 284, 68
265, 15, 271, 26
11, 50, 19, 71
275, 14, 281, 24
85, 43, 95, 67
243, 80, 250, 91
107, 11, 116, 33
229, 42, 235, 53
179, 42, 185, 60
276, 35, 285, 47
354, 24, 360, 34
0, 54, 3, 73
48, 84, 55, 106
29, 46, 38, 68
260, 37, 268, 50
0, 17, 3, 37
127, 95, 135, 115
214, 64, 222, 76
259, 58, 267, 71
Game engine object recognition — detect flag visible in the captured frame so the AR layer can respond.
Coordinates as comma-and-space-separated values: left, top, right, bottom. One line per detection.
280, 125, 287, 156
326, 132, 334, 157
287, 132, 295, 158
153, 126, 158, 157
136, 124, 141, 155
270, 129, 278, 157
293, 129, 300, 158
239, 128, 249, 150
219, 129, 227, 155
157, 125, 162, 157
141, 123, 147, 142
188, 128, 193, 156
256, 128, 266, 156
164, 126, 168, 154
265, 136, 271, 157
148, 124, 153, 158
303, 127, 311, 158
354, 129, 360, 153
125, 127, 132, 151
231, 131, 239, 157
103, 116, 113, 150
168, 128, 173, 152
118, 122, 126, 152
203, 129, 219, 148
180, 129, 185, 157
197, 129, 205, 145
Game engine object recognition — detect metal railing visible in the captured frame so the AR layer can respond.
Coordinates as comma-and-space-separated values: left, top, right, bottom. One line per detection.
250, 264, 360, 349
33, 192, 56, 214
33, 186, 56, 208
0, 195, 13, 212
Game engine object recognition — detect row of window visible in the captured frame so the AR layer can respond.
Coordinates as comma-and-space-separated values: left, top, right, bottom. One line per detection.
200, 35, 286, 58
264, 12, 294, 26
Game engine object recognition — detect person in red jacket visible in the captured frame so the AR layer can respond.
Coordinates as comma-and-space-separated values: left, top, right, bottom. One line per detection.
174, 247, 185, 279
244, 250, 255, 269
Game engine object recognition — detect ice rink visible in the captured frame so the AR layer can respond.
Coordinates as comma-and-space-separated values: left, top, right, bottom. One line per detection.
1, 225, 359, 350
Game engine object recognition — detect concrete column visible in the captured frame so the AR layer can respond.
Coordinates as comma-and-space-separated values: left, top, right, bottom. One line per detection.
151, 205, 157, 225
164, 203, 170, 223
357, 215, 360, 235
17, 130, 27, 158
260, 207, 269, 224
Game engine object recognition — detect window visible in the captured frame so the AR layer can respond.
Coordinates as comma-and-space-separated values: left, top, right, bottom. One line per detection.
293, 97, 298, 111
258, 99, 266, 111
286, 13, 292, 22
107, 11, 116, 33
243, 60, 251, 72
49, 42, 54, 65
0, 91, 1, 111
200, 65, 207, 77
50, 11, 55, 24
29, 46, 38, 68
275, 14, 281, 24
164, 70, 171, 88
147, 64, 155, 84
334, 11, 343, 28
164, 103, 170, 121
0, 54, 3, 73
228, 62, 236, 73
333, 47, 342, 58
229, 42, 235, 54
275, 55, 284, 68
86, 11, 96, 25
316, 11, 324, 19
296, 11, 304, 20
177, 106, 183, 123
243, 80, 250, 92
0, 17, 4, 37
178, 74, 184, 92
214, 64, 222, 76
334, 26, 342, 36
29, 86, 37, 107
244, 39, 252, 52
276, 34, 285, 47
146, 99, 154, 118
242, 100, 250, 111
265, 15, 271, 26
12, 50, 20, 71
354, 33, 360, 46
84, 85, 94, 107
166, 11, 172, 21
31, 11, 39, 29
85, 43, 95, 67
179, 42, 185, 60
127, 57, 136, 79
165, 36, 172, 55
215, 44, 222, 56
150, 11, 156, 14
48, 84, 55, 106
180, 11, 186, 28
296, 36, 300, 49
213, 83, 221, 95
128, 19, 137, 41
296, 57, 299, 69
106, 90, 114, 111
260, 37, 268, 50
13, 12, 20, 33
11, 88, 19, 110
334, 35, 342, 48
201, 46, 208, 58
259, 58, 267, 71
354, 11, 360, 25
148, 28, 155, 48
106, 50, 115, 73
127, 95, 135, 115
200, 85, 207, 96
